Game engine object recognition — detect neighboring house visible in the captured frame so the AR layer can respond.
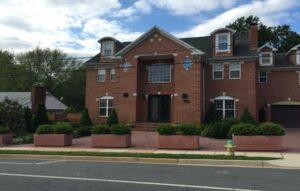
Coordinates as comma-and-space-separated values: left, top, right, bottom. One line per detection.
0, 91, 67, 113
85, 24, 300, 128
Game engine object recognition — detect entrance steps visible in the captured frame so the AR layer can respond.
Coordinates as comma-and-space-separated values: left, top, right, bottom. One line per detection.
133, 123, 158, 131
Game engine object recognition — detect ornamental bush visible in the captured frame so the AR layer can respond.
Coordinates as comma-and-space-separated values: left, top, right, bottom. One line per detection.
36, 124, 54, 134
107, 109, 119, 126
178, 123, 198, 135
111, 124, 131, 135
53, 122, 73, 135
240, 108, 257, 125
33, 103, 49, 129
228, 123, 257, 136
201, 118, 239, 139
71, 122, 91, 138
205, 103, 221, 124
257, 122, 285, 136
80, 108, 93, 126
91, 125, 110, 134
157, 124, 177, 135
0, 126, 10, 134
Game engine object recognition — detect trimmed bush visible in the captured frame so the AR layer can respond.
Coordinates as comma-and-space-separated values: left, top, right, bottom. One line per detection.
33, 104, 49, 129
201, 118, 239, 139
107, 109, 119, 126
71, 122, 91, 138
195, 125, 205, 136
91, 125, 110, 134
80, 108, 93, 126
257, 122, 285, 136
228, 123, 257, 136
36, 124, 54, 134
0, 126, 10, 134
178, 124, 198, 135
240, 108, 257, 125
111, 124, 131, 135
157, 124, 177, 135
205, 103, 221, 124
53, 122, 73, 135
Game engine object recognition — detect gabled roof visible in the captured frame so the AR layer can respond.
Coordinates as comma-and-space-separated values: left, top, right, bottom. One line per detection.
257, 43, 278, 52
286, 44, 300, 55
0, 92, 67, 111
114, 26, 204, 57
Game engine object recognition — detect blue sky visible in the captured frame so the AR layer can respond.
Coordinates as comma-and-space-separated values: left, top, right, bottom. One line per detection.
0, 0, 299, 56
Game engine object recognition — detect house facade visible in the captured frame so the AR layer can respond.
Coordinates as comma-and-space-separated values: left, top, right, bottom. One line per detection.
85, 24, 300, 129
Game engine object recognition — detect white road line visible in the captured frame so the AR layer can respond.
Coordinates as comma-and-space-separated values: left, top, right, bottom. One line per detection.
0, 172, 263, 191
0, 162, 33, 165
35, 160, 64, 165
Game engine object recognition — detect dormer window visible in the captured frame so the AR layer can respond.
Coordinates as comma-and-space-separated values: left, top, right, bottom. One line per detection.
102, 41, 114, 56
216, 33, 230, 52
259, 52, 273, 65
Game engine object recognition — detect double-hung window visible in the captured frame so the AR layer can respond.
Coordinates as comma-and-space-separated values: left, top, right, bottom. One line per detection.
102, 41, 114, 56
259, 71, 268, 83
110, 68, 115, 81
148, 64, 171, 83
259, 52, 273, 65
229, 63, 241, 79
97, 69, 106, 82
214, 97, 235, 118
99, 96, 114, 117
212, 63, 224, 80
216, 33, 230, 52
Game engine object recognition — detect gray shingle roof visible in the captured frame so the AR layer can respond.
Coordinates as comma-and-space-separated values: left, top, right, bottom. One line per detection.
0, 92, 67, 111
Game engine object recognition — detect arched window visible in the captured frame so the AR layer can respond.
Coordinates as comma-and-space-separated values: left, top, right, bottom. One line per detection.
214, 96, 235, 118
99, 96, 114, 117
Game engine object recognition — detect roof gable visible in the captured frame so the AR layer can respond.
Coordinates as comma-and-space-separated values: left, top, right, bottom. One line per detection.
257, 43, 278, 52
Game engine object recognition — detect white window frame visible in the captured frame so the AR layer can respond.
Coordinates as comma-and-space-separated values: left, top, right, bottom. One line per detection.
297, 50, 300, 65
99, 96, 114, 117
216, 33, 230, 52
212, 63, 224, 80
214, 96, 235, 118
147, 64, 172, 83
229, 63, 241, 79
298, 72, 300, 86
259, 52, 273, 66
259, 71, 268, 84
97, 69, 106, 82
110, 68, 115, 81
102, 41, 114, 57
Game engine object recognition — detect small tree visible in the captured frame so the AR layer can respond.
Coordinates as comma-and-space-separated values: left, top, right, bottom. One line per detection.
24, 107, 33, 133
33, 104, 49, 129
80, 108, 92, 126
107, 109, 119, 126
240, 108, 257, 125
258, 106, 266, 123
205, 103, 221, 124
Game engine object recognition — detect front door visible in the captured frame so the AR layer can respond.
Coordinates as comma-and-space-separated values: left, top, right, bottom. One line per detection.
148, 95, 170, 122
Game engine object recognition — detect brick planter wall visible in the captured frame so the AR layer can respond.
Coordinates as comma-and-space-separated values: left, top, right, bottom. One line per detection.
158, 135, 199, 150
34, 134, 72, 146
0, 133, 13, 145
91, 134, 131, 148
232, 135, 283, 151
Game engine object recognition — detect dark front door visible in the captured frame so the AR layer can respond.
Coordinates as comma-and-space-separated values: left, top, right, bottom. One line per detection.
148, 95, 170, 122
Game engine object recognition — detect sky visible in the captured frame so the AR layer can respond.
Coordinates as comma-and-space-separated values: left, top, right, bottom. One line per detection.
0, 0, 299, 56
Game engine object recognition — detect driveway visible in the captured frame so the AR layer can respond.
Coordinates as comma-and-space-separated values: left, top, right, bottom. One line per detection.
283, 128, 300, 152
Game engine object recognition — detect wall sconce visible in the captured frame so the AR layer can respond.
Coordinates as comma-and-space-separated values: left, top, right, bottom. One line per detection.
123, 93, 129, 98
133, 93, 137, 97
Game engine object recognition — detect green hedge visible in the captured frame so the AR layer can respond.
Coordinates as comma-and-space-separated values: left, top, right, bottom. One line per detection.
70, 122, 91, 138
201, 118, 239, 139
53, 122, 73, 135
157, 124, 202, 136
36, 124, 54, 134
228, 123, 257, 136
91, 124, 131, 135
257, 122, 285, 136
229, 122, 285, 136
0, 126, 10, 134
156, 124, 177, 135
91, 125, 110, 134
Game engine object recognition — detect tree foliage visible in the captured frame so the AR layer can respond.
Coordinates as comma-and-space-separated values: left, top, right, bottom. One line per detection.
205, 103, 221, 124
80, 108, 93, 126
107, 109, 119, 126
240, 108, 257, 125
33, 103, 49, 129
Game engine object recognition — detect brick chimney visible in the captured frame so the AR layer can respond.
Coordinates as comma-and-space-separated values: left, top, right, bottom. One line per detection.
31, 84, 46, 114
249, 22, 258, 51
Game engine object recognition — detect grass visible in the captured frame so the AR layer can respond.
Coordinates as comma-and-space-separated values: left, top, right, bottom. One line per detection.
0, 150, 279, 160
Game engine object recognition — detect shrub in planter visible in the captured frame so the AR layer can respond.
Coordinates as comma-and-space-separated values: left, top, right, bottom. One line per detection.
70, 122, 90, 138
201, 118, 239, 139
80, 108, 93, 126
240, 108, 257, 125
36, 124, 54, 134
0, 126, 13, 145
33, 103, 49, 129
107, 109, 119, 126
91, 125, 110, 134
0, 126, 10, 134
157, 124, 177, 135
229, 123, 257, 136
178, 123, 198, 135
257, 122, 285, 136
205, 103, 221, 124
111, 124, 131, 135
53, 122, 73, 135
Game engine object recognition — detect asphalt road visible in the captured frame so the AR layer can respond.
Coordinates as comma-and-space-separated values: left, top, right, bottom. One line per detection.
0, 157, 299, 191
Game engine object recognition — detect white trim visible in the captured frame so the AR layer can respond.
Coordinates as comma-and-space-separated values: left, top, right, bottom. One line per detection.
97, 69, 106, 82
101, 41, 114, 57
257, 43, 278, 52
99, 96, 114, 117
110, 68, 115, 81
286, 44, 300, 55
212, 63, 224, 80
210, 28, 236, 35
297, 50, 300, 65
214, 95, 234, 100
229, 63, 241, 79
147, 64, 172, 83
258, 71, 268, 84
214, 96, 235, 118
215, 33, 230, 53
259, 52, 273, 66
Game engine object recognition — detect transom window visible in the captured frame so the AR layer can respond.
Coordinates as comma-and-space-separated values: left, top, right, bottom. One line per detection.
259, 71, 268, 83
214, 96, 235, 118
99, 96, 114, 117
229, 63, 241, 79
148, 64, 171, 83
102, 41, 114, 56
110, 68, 115, 81
212, 63, 224, 80
216, 33, 230, 52
260, 52, 273, 65
97, 69, 106, 82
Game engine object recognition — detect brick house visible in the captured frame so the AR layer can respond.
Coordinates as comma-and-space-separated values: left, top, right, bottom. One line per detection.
85, 24, 300, 129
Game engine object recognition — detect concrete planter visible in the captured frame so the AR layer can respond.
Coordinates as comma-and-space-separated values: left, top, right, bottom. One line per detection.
91, 134, 131, 148
34, 134, 72, 146
232, 135, 283, 151
158, 135, 199, 150
0, 133, 13, 145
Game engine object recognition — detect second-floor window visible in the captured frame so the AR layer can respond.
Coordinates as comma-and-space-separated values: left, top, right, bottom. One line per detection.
97, 69, 106, 82
229, 63, 241, 79
216, 33, 230, 52
110, 68, 115, 81
102, 41, 114, 56
148, 64, 171, 83
260, 52, 273, 65
212, 63, 224, 80
259, 71, 268, 83
297, 50, 300, 65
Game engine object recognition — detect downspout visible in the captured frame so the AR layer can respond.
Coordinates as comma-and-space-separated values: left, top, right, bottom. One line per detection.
202, 60, 206, 123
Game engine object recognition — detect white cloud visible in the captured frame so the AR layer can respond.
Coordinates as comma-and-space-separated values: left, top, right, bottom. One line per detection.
113, 0, 152, 17
175, 0, 300, 37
